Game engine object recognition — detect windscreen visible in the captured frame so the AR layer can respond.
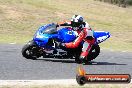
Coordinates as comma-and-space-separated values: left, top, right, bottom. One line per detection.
42, 24, 57, 34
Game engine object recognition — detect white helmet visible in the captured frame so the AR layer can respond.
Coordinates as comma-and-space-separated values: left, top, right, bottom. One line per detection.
71, 15, 84, 30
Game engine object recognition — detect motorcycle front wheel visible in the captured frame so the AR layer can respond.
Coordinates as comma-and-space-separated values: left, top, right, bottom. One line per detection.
21, 40, 40, 60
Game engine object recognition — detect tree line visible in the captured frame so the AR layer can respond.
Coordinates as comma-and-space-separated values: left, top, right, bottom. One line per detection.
95, 0, 132, 7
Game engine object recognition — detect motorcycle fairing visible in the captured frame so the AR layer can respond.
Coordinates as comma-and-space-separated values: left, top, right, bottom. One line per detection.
33, 23, 76, 48
33, 23, 110, 49
94, 31, 111, 44
57, 27, 76, 43
33, 23, 58, 47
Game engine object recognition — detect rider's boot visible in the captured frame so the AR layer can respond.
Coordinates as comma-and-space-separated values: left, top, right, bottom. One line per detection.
79, 56, 86, 65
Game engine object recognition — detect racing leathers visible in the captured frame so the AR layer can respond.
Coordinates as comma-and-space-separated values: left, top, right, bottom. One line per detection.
58, 21, 95, 62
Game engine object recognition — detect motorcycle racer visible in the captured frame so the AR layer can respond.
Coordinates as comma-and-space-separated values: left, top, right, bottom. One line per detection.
56, 15, 95, 63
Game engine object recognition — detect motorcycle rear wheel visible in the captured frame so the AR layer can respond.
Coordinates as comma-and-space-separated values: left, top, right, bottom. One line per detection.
86, 44, 100, 62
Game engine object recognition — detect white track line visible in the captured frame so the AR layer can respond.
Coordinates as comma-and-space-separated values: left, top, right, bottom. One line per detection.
0, 79, 131, 85
0, 79, 77, 85
9, 43, 16, 44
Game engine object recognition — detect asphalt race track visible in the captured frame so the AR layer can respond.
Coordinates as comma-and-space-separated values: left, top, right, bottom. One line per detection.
0, 44, 132, 80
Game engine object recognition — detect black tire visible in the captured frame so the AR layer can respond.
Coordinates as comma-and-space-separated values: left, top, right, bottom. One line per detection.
22, 41, 38, 60
75, 58, 81, 64
76, 75, 86, 85
86, 44, 100, 61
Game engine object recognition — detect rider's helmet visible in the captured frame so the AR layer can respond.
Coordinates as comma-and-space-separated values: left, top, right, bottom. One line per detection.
71, 15, 84, 31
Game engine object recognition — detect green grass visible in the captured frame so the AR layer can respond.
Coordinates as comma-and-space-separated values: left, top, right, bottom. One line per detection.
0, 0, 132, 51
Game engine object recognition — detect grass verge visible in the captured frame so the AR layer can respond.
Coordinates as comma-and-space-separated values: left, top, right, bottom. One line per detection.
0, 84, 132, 88
0, 0, 132, 51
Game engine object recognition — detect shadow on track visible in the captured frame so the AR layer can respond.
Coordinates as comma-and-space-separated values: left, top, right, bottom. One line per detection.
37, 58, 76, 63
36, 58, 127, 65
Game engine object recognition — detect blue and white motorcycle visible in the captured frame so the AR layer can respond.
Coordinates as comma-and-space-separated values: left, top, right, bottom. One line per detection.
22, 23, 110, 63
